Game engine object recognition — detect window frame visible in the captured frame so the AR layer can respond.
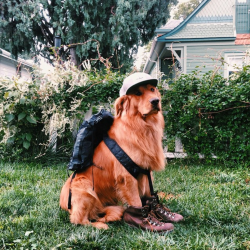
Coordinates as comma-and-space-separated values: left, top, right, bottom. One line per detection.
224, 52, 248, 77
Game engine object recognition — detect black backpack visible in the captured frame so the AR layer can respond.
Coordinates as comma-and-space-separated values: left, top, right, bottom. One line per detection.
68, 109, 114, 172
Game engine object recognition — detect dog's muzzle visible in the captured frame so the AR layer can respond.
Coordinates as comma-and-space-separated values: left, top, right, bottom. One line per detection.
150, 98, 160, 111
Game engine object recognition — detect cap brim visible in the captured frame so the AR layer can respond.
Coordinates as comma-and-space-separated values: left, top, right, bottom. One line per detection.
126, 79, 158, 95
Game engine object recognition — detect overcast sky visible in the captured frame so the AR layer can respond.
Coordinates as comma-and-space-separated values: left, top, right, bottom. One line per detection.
171, 0, 191, 15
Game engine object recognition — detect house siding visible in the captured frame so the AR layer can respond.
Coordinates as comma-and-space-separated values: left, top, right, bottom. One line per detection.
0, 50, 33, 80
149, 64, 158, 79
0, 56, 17, 78
186, 44, 249, 74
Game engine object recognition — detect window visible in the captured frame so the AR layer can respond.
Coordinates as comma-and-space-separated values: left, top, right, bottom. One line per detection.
224, 53, 248, 77
160, 46, 185, 82
236, 0, 250, 34
165, 47, 184, 79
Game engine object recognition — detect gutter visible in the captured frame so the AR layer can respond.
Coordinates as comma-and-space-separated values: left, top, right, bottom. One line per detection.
157, 37, 236, 42
143, 38, 157, 73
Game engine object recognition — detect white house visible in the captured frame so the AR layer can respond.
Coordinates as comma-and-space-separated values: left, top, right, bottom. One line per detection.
0, 48, 33, 80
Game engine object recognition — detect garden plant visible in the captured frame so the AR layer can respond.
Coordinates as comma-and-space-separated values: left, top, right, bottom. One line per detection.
161, 66, 250, 164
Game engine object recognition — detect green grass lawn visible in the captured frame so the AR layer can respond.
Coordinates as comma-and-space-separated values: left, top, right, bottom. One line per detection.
0, 160, 249, 250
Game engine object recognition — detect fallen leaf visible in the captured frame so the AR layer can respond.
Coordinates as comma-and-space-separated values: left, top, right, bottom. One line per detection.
158, 192, 181, 200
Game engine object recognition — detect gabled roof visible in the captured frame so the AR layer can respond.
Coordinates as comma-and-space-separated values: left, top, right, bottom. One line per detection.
158, 0, 235, 42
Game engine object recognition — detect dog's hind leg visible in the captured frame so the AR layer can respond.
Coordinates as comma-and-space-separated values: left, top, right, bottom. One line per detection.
70, 194, 120, 229
69, 179, 104, 226
69, 194, 92, 225
97, 206, 125, 223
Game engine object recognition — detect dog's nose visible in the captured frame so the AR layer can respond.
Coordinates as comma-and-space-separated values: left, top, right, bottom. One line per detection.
150, 98, 159, 106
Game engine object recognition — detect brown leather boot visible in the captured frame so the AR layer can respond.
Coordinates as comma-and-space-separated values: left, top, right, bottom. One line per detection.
123, 205, 174, 233
143, 196, 184, 223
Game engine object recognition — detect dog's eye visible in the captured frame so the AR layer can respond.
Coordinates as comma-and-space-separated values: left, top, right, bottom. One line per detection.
135, 91, 142, 96
151, 88, 155, 92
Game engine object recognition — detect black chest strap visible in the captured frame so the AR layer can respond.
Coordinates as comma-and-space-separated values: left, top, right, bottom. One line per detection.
103, 135, 156, 196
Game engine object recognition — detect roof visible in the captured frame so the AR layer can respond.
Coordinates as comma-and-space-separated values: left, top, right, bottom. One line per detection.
161, 23, 235, 41
155, 19, 182, 35
0, 48, 34, 68
235, 34, 250, 45
158, 0, 236, 42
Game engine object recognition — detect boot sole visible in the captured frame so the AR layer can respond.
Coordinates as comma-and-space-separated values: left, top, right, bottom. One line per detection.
125, 222, 174, 234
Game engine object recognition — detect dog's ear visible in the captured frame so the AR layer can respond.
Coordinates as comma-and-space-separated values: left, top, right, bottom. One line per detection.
115, 96, 130, 117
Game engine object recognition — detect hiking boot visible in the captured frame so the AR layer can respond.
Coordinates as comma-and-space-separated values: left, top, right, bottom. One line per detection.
143, 196, 184, 223
123, 205, 174, 233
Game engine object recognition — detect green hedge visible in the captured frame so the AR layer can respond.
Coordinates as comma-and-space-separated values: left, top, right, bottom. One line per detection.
162, 66, 250, 163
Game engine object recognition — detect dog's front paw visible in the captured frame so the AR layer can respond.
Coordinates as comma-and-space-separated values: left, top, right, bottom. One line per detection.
97, 217, 106, 223
91, 222, 109, 229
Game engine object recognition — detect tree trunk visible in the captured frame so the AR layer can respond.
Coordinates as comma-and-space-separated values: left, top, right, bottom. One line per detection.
69, 46, 79, 67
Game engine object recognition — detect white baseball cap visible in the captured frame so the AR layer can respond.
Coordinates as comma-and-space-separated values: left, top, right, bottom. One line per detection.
120, 72, 158, 96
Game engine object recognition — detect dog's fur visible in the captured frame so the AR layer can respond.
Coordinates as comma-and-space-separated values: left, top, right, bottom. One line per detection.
60, 84, 165, 229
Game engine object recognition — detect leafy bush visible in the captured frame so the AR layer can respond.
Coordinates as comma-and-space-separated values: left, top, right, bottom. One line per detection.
162, 66, 250, 163
0, 61, 123, 161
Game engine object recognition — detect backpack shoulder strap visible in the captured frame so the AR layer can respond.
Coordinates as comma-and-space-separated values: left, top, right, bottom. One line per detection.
103, 135, 149, 178
104, 135, 156, 196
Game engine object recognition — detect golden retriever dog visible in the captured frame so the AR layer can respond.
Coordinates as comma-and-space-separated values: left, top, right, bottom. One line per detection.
60, 83, 165, 229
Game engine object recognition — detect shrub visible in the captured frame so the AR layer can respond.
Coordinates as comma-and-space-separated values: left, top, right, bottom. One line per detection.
162, 66, 250, 163
0, 61, 124, 162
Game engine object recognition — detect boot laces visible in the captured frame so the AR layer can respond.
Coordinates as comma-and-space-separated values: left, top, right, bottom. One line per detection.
156, 204, 175, 218
143, 210, 165, 227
